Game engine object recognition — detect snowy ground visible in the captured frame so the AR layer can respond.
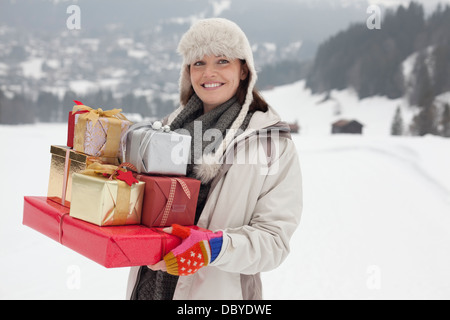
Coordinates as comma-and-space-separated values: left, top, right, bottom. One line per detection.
1, 81, 450, 299
263, 135, 450, 300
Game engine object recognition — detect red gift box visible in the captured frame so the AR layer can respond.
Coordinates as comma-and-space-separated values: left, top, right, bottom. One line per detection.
22, 196, 192, 268
135, 175, 201, 228
67, 101, 89, 148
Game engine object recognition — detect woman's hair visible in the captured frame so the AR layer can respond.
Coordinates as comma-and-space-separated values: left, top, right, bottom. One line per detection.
181, 60, 269, 113
236, 60, 268, 113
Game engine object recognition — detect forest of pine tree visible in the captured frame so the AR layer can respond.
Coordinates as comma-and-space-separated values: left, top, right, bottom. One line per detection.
306, 2, 450, 137
0, 88, 176, 125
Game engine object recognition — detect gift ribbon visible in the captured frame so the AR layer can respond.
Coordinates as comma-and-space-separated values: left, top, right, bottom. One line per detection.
61, 148, 71, 206
59, 213, 70, 244
72, 104, 128, 126
81, 162, 138, 225
153, 228, 168, 260
58, 148, 103, 207
160, 178, 191, 227
109, 163, 138, 225
133, 129, 158, 173
80, 162, 122, 177
121, 122, 165, 173
72, 104, 129, 159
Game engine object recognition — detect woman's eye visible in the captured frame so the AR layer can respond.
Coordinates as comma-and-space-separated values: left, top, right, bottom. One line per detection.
218, 59, 229, 64
193, 61, 204, 66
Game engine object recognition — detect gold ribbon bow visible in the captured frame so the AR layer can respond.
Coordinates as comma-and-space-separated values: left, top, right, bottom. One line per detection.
72, 105, 128, 126
72, 104, 130, 160
80, 162, 124, 177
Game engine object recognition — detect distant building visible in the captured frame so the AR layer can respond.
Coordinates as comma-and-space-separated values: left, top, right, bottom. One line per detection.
288, 121, 300, 134
332, 119, 364, 134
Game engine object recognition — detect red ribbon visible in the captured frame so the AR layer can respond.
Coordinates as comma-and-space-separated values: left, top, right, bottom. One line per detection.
72, 100, 89, 116
160, 178, 191, 227
59, 213, 70, 244
114, 162, 137, 177
152, 228, 169, 260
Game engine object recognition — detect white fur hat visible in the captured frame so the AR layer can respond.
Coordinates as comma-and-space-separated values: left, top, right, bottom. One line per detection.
169, 18, 258, 183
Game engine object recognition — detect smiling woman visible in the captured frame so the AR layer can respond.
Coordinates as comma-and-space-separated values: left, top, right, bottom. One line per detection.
190, 56, 249, 113
127, 18, 303, 301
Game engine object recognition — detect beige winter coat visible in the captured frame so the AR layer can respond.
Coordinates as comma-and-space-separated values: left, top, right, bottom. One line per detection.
126, 105, 303, 300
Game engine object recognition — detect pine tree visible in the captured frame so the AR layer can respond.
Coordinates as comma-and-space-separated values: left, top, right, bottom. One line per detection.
410, 53, 435, 107
410, 103, 439, 136
391, 106, 404, 136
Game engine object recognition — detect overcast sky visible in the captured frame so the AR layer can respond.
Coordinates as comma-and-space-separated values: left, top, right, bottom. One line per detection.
369, 0, 450, 9
293, 0, 450, 11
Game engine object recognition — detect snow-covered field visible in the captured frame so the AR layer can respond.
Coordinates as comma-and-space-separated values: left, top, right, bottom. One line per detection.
1, 81, 450, 299
263, 135, 450, 300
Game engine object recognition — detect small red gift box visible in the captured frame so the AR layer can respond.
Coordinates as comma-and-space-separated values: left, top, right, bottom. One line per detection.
22, 196, 192, 268
135, 175, 201, 228
67, 101, 89, 148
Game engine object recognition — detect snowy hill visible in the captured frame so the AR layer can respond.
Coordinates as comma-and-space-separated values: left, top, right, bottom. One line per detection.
261, 83, 450, 299
263, 134, 450, 299
261, 80, 415, 136
1, 83, 450, 299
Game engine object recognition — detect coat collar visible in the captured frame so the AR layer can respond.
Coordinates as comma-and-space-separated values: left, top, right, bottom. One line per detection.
247, 105, 282, 131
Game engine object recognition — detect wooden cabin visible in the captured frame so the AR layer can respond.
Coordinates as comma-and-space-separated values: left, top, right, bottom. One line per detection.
332, 119, 364, 134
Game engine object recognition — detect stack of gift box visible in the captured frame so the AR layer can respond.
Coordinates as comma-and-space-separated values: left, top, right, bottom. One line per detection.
23, 101, 201, 268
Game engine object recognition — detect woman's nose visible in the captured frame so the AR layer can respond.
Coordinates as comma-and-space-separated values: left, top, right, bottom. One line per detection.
203, 64, 217, 78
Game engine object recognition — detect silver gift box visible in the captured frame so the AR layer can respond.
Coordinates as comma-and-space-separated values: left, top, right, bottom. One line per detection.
123, 123, 191, 176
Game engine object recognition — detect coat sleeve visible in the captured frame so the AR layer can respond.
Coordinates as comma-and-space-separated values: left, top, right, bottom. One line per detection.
209, 138, 303, 275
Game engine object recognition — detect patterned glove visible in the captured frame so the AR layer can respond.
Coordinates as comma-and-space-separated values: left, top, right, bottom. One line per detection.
163, 224, 223, 276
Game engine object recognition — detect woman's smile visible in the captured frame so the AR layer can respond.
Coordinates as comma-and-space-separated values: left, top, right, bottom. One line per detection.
201, 82, 225, 90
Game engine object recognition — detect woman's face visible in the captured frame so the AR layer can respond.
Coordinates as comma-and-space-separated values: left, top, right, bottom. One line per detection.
190, 55, 248, 113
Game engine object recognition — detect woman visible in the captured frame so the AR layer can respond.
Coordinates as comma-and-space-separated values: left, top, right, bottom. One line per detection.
127, 18, 302, 300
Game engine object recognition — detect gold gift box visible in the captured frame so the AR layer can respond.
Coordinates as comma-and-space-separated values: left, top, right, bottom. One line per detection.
47, 145, 112, 207
69, 173, 145, 226
73, 109, 131, 163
